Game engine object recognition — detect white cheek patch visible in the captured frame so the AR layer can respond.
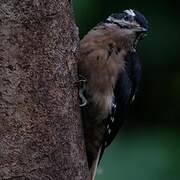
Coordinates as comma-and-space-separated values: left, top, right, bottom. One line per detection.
124, 9, 136, 17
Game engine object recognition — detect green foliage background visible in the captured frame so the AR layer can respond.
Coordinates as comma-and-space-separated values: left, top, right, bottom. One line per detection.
73, 0, 180, 179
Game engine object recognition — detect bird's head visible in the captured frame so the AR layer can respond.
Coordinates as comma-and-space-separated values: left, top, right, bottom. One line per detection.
106, 9, 149, 49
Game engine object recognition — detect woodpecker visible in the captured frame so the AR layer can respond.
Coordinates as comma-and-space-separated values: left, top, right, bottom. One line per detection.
78, 9, 148, 180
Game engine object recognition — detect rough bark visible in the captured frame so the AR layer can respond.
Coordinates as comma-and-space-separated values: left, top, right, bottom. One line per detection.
0, 0, 88, 179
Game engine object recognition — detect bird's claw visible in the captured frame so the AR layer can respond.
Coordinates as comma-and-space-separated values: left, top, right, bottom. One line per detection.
78, 75, 88, 107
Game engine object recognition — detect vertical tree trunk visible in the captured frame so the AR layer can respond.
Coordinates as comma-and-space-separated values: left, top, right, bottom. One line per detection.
0, 0, 88, 179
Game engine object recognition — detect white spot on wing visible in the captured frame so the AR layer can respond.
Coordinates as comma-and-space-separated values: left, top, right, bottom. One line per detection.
111, 117, 114, 122
131, 94, 136, 102
112, 103, 116, 108
124, 9, 136, 17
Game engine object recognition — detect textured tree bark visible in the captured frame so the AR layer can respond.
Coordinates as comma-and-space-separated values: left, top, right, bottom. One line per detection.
0, 0, 88, 180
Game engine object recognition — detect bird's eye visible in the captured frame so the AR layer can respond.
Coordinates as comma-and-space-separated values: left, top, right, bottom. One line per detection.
124, 15, 133, 21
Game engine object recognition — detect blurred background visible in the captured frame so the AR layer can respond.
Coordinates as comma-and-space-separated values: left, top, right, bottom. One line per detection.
73, 0, 180, 179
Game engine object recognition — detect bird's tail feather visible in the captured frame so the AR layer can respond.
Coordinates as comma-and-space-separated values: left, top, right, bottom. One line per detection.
89, 146, 102, 180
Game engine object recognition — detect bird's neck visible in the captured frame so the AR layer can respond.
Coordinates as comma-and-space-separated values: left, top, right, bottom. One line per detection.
94, 23, 135, 52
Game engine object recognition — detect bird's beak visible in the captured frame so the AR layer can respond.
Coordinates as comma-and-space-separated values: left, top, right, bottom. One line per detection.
133, 26, 148, 47
135, 27, 148, 34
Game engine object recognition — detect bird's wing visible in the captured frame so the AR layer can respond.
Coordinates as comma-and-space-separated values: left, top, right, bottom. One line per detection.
99, 51, 141, 163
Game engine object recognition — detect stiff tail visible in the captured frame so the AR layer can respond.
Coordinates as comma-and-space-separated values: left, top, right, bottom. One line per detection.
89, 146, 102, 180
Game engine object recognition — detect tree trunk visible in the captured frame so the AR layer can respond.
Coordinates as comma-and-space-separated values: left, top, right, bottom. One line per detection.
0, 0, 88, 179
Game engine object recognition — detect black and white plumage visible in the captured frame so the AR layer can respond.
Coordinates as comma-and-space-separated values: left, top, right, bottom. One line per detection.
104, 51, 141, 147
78, 9, 148, 180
